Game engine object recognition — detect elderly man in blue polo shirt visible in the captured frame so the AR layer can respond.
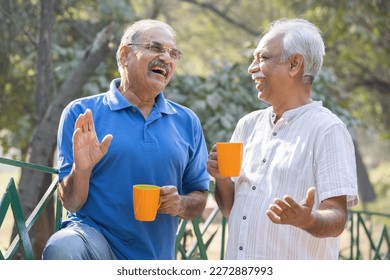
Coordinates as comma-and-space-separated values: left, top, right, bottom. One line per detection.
42, 19, 209, 260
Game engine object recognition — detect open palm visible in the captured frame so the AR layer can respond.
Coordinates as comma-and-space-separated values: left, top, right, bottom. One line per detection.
72, 109, 113, 170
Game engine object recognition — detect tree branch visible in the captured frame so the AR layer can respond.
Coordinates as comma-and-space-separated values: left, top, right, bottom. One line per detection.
181, 0, 259, 36
0, 5, 37, 47
19, 22, 116, 218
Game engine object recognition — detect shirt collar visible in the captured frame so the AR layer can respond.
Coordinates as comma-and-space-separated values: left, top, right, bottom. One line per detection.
107, 78, 176, 115
271, 101, 322, 123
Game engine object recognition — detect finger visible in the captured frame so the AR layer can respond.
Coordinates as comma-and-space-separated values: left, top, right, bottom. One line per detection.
274, 199, 291, 211
100, 134, 113, 154
73, 127, 82, 143
284, 195, 300, 210
208, 148, 217, 160
74, 112, 86, 131
305, 187, 316, 208
266, 209, 282, 224
269, 202, 282, 213
159, 187, 179, 204
84, 109, 95, 132
207, 159, 219, 169
158, 197, 179, 215
160, 185, 177, 195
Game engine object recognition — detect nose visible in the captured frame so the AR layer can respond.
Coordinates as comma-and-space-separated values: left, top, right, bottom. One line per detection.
159, 50, 174, 62
248, 60, 260, 74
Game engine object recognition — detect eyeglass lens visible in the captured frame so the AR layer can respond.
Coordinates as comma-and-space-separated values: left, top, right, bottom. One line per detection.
149, 41, 181, 60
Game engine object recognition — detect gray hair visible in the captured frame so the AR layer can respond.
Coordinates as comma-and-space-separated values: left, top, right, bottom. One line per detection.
116, 19, 176, 76
264, 18, 325, 84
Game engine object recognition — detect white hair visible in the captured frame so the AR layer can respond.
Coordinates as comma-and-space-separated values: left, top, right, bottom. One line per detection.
264, 18, 325, 84
116, 19, 176, 76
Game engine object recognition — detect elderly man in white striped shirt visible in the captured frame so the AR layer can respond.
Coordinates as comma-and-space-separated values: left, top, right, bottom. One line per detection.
207, 18, 359, 259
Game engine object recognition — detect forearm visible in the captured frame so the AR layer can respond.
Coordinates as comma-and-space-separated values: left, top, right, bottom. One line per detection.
302, 197, 348, 238
59, 165, 91, 212
214, 177, 235, 219
178, 190, 208, 221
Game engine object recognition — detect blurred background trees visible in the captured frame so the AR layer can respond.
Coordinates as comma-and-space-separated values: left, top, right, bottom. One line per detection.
0, 0, 389, 258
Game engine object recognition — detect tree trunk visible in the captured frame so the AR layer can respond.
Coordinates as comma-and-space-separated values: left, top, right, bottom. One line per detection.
35, 0, 54, 121
12, 22, 115, 259
354, 141, 376, 205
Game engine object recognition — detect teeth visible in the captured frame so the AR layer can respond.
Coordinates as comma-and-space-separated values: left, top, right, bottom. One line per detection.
254, 78, 265, 84
252, 73, 265, 81
152, 66, 167, 76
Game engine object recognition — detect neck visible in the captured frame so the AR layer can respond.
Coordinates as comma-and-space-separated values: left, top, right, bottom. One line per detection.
118, 85, 156, 119
272, 96, 313, 123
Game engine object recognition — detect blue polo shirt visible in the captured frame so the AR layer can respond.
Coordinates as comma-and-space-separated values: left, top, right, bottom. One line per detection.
57, 78, 210, 259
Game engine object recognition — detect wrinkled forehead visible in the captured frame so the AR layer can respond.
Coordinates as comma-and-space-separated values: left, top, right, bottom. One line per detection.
253, 33, 283, 56
138, 27, 177, 45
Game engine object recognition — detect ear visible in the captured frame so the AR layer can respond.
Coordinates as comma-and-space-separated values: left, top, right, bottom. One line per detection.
288, 54, 304, 78
118, 45, 130, 68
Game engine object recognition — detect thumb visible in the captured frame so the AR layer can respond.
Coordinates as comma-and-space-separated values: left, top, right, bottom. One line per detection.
305, 187, 316, 209
100, 134, 113, 154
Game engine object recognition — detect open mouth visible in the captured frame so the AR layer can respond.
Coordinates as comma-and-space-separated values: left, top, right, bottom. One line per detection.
252, 72, 265, 83
255, 77, 265, 83
151, 66, 167, 77
149, 60, 170, 78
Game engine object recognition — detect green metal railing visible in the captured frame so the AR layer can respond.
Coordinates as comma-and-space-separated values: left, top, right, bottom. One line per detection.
1, 156, 389, 260
0, 156, 226, 260
175, 207, 227, 260
340, 210, 390, 260
0, 157, 63, 260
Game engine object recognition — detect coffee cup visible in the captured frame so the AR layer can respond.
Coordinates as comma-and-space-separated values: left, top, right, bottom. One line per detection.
216, 142, 243, 177
133, 184, 161, 222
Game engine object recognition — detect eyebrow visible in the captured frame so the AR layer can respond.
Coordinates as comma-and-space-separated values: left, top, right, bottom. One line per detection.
150, 40, 177, 49
253, 50, 267, 58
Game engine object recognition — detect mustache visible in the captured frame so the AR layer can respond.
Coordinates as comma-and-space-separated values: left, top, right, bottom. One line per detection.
149, 59, 171, 75
252, 72, 265, 80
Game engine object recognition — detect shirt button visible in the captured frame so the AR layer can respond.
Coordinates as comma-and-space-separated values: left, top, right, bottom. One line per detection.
273, 132, 277, 136
132, 108, 136, 113
243, 216, 247, 220
262, 158, 266, 163
252, 186, 256, 190
239, 246, 243, 250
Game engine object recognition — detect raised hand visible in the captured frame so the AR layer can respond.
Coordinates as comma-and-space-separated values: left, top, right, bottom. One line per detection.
266, 187, 316, 228
72, 109, 113, 171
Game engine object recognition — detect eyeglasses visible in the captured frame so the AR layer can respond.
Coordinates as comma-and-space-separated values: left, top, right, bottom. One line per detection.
128, 41, 182, 60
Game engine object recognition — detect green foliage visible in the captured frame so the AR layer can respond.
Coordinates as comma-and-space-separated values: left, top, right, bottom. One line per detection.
0, 0, 134, 157
166, 62, 264, 149
311, 68, 356, 127
296, 0, 390, 136
1, 0, 389, 157
166, 61, 355, 150
369, 162, 390, 206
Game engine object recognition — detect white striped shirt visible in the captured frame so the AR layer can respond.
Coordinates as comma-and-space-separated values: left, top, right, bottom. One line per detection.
226, 101, 358, 259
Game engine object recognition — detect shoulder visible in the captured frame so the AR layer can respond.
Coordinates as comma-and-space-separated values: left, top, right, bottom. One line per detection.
237, 107, 270, 127
166, 99, 202, 123
308, 104, 348, 132
65, 92, 107, 112
62, 93, 108, 118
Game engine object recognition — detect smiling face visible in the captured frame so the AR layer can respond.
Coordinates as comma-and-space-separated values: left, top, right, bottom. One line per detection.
248, 33, 292, 105
119, 26, 178, 101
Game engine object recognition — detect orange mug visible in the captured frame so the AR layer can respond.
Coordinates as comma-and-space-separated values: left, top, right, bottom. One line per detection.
217, 142, 243, 177
133, 184, 161, 222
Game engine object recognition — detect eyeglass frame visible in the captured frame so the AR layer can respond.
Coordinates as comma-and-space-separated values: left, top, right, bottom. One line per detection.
127, 41, 182, 60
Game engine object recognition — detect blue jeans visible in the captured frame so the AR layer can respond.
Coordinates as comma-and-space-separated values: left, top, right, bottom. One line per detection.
42, 221, 117, 260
